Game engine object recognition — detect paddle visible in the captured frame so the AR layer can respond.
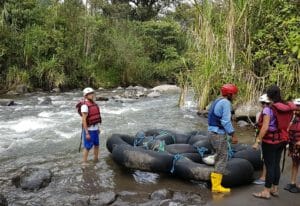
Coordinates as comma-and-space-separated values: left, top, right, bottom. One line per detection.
79, 126, 83, 153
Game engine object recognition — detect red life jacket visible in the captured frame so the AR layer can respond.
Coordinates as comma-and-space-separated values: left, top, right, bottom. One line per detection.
289, 116, 300, 143
258, 102, 296, 144
76, 100, 102, 126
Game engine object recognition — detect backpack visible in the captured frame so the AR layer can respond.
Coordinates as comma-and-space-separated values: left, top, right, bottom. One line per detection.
75, 100, 85, 116
271, 102, 296, 141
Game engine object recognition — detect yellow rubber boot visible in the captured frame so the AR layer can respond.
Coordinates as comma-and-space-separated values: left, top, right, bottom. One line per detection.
211, 172, 231, 193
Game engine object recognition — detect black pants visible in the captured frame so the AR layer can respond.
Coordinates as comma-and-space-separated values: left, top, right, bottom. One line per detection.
262, 141, 286, 188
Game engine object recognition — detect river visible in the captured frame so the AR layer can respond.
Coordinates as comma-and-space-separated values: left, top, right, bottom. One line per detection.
0, 89, 298, 206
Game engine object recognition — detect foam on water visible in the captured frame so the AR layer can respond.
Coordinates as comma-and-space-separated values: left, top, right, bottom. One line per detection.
0, 116, 54, 133
54, 130, 78, 139
102, 107, 141, 115
38, 111, 53, 118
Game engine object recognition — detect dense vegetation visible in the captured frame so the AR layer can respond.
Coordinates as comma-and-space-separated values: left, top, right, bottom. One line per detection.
0, 0, 299, 108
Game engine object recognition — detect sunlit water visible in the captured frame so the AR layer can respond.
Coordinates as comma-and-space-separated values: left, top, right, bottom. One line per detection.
0, 90, 255, 205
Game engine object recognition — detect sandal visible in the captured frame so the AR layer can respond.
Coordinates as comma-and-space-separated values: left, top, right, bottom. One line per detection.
284, 183, 296, 191
252, 192, 271, 200
289, 185, 300, 193
270, 190, 279, 197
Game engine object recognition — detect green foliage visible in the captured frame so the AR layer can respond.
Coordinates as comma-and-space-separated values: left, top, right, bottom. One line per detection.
6, 66, 30, 88
178, 0, 300, 109
0, 0, 298, 102
0, 0, 187, 91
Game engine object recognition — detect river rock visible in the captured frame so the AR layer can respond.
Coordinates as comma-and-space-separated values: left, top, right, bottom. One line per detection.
12, 168, 52, 191
0, 99, 15, 106
90, 191, 117, 206
15, 84, 28, 94
151, 85, 180, 93
147, 91, 161, 98
96, 96, 109, 101
0, 194, 8, 206
150, 189, 172, 200
39, 97, 52, 105
159, 199, 183, 206
172, 192, 204, 205
44, 193, 90, 206
51, 87, 61, 93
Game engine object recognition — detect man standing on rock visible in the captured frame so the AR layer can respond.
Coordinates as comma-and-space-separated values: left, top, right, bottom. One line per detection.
207, 83, 238, 193
77, 87, 102, 164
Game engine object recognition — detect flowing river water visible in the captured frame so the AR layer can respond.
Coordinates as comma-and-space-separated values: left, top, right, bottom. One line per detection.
0, 89, 298, 206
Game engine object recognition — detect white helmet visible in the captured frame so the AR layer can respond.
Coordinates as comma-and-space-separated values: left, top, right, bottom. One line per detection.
83, 87, 95, 96
293, 98, 300, 106
259, 94, 271, 103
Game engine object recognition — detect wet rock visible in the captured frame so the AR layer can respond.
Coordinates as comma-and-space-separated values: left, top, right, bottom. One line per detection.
110, 199, 132, 206
150, 189, 172, 200
39, 97, 52, 105
196, 110, 208, 118
51, 87, 61, 93
159, 199, 183, 206
90, 191, 117, 206
0, 99, 15, 106
12, 168, 52, 191
138, 200, 160, 206
123, 90, 141, 99
152, 85, 180, 93
96, 96, 109, 101
0, 194, 8, 206
118, 191, 138, 197
6, 90, 19, 95
147, 91, 161, 98
15, 84, 28, 94
44, 193, 90, 206
172, 191, 204, 205
112, 95, 122, 100
237, 120, 250, 128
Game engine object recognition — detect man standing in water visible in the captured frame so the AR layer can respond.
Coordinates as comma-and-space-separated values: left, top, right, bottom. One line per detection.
80, 87, 102, 164
208, 83, 238, 193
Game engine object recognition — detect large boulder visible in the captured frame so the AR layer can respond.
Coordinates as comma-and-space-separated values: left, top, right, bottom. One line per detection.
0, 99, 15, 106
151, 85, 180, 93
235, 103, 260, 122
51, 87, 61, 93
147, 91, 161, 98
12, 168, 52, 191
39, 97, 52, 105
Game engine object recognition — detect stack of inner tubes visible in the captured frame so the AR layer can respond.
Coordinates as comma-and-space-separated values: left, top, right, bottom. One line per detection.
106, 129, 263, 187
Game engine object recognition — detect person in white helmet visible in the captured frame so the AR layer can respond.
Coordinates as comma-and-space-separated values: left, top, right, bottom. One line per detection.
285, 98, 300, 193
252, 94, 271, 185
80, 87, 102, 164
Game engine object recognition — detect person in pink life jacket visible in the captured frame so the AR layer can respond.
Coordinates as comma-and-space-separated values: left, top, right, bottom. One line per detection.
285, 98, 300, 193
80, 87, 102, 164
252, 85, 296, 199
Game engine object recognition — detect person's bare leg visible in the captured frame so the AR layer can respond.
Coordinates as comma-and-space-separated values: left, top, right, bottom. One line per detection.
83, 149, 89, 163
291, 161, 299, 184
93, 146, 99, 162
